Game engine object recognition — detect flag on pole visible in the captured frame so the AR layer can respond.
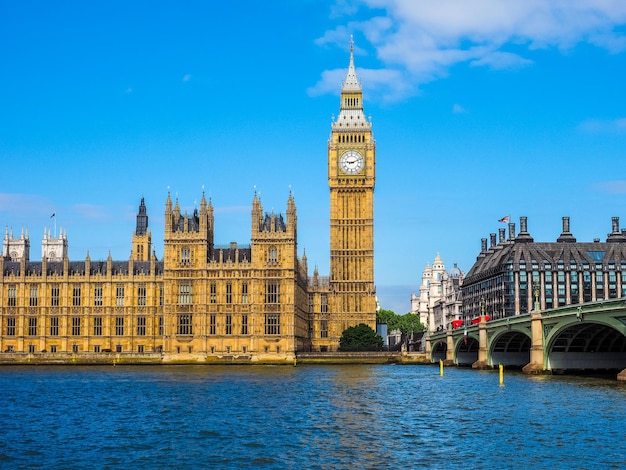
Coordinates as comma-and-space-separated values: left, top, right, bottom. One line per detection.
498, 216, 509, 223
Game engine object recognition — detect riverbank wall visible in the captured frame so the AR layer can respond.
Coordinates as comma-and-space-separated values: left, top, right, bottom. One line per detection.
0, 351, 431, 366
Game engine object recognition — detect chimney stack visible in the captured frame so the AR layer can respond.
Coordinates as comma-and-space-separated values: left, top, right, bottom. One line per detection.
508, 222, 516, 241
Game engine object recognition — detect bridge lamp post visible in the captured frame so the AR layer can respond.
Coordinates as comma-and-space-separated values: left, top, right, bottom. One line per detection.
533, 280, 541, 311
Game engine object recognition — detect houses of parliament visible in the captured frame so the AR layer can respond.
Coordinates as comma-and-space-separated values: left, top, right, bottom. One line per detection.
0, 45, 377, 362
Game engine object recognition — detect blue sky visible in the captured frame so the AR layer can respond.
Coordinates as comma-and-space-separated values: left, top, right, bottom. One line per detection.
1, 1, 625, 314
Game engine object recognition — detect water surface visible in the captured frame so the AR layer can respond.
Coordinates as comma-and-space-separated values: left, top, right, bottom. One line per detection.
0, 365, 624, 469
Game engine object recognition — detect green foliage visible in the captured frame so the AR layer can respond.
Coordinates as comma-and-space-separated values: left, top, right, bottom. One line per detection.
376, 309, 398, 330
376, 309, 425, 335
339, 323, 384, 352
397, 313, 425, 336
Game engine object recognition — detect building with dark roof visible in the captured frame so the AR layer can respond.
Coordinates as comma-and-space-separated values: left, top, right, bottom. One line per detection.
461, 216, 626, 322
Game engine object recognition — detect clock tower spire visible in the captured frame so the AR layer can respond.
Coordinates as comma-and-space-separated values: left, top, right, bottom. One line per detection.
325, 37, 377, 347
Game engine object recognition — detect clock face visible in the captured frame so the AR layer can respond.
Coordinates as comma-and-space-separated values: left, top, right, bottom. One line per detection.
339, 150, 364, 174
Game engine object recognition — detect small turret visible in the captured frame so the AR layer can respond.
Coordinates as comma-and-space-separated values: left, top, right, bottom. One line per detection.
3, 226, 30, 261
132, 198, 152, 261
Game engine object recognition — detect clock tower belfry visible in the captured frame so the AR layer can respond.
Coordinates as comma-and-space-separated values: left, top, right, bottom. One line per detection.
328, 38, 376, 342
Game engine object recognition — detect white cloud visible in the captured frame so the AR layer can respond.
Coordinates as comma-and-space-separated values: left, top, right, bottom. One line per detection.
452, 103, 467, 114
578, 117, 626, 134
73, 204, 111, 220
470, 51, 533, 69
313, 0, 626, 101
592, 181, 626, 194
0, 193, 52, 213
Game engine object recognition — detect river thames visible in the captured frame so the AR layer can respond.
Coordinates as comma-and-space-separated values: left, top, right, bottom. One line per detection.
0, 364, 624, 469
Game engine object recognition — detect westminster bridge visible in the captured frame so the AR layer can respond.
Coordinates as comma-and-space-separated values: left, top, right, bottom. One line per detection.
425, 297, 626, 380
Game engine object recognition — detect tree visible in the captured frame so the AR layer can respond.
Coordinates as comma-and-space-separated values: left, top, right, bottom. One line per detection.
339, 323, 384, 352
377, 310, 425, 351
377, 309, 424, 334
376, 309, 400, 331
397, 313, 425, 337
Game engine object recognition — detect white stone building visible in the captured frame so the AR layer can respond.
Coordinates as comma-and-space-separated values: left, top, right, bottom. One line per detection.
411, 254, 464, 333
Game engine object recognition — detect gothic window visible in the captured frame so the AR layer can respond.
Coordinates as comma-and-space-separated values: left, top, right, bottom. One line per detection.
6, 317, 16, 336
136, 285, 146, 306
177, 314, 192, 335
50, 316, 59, 336
320, 317, 328, 338
241, 315, 248, 335
178, 283, 192, 305
268, 246, 278, 264
181, 247, 191, 264
321, 294, 328, 313
225, 315, 232, 335
51, 285, 60, 307
265, 281, 280, 304
115, 317, 124, 335
28, 317, 37, 336
8, 285, 16, 307
94, 285, 103, 307
72, 285, 81, 307
94, 317, 102, 336
209, 315, 216, 335
265, 314, 280, 335
72, 317, 81, 336
210, 282, 217, 304
29, 285, 38, 307
241, 283, 248, 304
137, 316, 146, 336
226, 282, 232, 304
116, 285, 125, 307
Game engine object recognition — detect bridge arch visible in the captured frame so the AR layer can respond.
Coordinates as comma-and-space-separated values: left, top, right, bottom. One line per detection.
431, 340, 447, 363
488, 327, 531, 368
454, 334, 479, 366
545, 319, 626, 373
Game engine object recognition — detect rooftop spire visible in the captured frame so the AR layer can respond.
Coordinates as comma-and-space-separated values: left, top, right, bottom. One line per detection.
342, 35, 361, 91
135, 197, 148, 236
332, 36, 370, 132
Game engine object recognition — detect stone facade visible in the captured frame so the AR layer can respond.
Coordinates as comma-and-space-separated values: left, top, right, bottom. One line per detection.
411, 254, 464, 333
0, 46, 376, 361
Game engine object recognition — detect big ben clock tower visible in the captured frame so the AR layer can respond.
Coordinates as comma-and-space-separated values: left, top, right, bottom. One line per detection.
328, 38, 376, 342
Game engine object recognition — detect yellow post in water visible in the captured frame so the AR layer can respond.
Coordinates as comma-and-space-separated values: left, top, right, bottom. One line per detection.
439, 359, 444, 377
499, 363, 504, 386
